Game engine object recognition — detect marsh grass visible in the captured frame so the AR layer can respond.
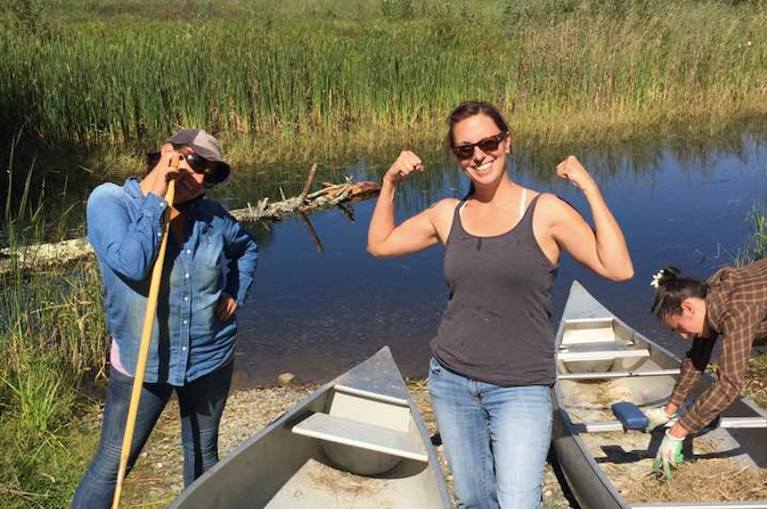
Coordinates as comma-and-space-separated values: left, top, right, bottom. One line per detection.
0, 141, 107, 508
733, 204, 767, 266
1, 0, 766, 164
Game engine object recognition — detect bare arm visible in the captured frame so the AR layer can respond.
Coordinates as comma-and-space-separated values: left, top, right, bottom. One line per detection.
549, 156, 634, 281
367, 151, 442, 258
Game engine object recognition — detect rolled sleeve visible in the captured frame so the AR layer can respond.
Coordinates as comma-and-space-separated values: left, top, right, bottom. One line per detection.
87, 184, 167, 281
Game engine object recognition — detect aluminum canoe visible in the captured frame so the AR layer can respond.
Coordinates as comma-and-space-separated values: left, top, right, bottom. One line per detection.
553, 281, 767, 509
167, 346, 451, 509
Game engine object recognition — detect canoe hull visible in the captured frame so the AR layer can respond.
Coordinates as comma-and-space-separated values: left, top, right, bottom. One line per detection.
552, 385, 627, 509
167, 347, 451, 509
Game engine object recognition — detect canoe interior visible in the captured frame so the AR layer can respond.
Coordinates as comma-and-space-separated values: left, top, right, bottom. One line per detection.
554, 282, 767, 508
169, 348, 449, 509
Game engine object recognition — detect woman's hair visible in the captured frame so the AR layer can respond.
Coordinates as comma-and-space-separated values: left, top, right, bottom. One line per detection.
444, 101, 510, 155
145, 151, 162, 175
650, 266, 708, 318
445, 101, 511, 198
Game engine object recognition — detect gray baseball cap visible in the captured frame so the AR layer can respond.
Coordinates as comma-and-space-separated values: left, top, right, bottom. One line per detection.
166, 129, 232, 186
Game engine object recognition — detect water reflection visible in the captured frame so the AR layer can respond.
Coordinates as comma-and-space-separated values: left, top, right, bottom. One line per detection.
5, 124, 767, 388
225, 128, 767, 388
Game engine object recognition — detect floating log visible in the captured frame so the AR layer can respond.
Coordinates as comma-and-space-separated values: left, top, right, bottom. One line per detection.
230, 177, 380, 223
0, 168, 380, 275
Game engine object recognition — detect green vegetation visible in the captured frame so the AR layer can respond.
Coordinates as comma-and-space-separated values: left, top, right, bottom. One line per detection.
735, 204, 767, 266
0, 148, 107, 508
1, 0, 767, 166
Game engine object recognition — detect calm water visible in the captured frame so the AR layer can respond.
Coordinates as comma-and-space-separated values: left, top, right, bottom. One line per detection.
7, 128, 766, 387
203, 129, 767, 387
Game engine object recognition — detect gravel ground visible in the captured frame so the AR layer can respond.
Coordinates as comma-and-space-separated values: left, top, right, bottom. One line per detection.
116, 379, 574, 509
96, 350, 767, 508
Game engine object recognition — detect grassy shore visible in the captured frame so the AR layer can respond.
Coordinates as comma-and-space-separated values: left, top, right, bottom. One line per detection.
0, 168, 107, 508
2, 0, 767, 165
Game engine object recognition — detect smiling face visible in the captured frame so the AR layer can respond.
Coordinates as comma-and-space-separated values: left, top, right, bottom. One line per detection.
452, 114, 511, 188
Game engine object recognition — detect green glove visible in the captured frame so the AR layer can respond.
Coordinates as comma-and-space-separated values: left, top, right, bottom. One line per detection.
652, 429, 684, 480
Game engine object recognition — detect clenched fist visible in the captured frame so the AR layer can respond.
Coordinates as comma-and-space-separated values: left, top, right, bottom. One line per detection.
383, 151, 424, 185
556, 155, 597, 193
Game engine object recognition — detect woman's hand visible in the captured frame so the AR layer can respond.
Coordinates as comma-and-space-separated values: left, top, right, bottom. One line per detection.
216, 291, 237, 322
645, 406, 675, 433
556, 155, 597, 193
383, 151, 424, 185
145, 147, 182, 199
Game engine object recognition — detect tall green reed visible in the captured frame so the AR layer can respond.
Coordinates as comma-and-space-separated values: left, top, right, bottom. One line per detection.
1, 0, 766, 160
1, 138, 107, 507
734, 204, 767, 266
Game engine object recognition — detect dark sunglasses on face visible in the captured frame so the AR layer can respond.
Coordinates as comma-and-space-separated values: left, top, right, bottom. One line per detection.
452, 131, 509, 160
182, 152, 227, 188
146, 149, 229, 188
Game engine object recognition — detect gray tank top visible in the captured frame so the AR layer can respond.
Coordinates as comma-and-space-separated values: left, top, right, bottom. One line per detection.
430, 194, 558, 386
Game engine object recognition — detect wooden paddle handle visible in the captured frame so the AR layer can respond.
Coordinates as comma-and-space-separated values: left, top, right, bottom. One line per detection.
112, 155, 178, 509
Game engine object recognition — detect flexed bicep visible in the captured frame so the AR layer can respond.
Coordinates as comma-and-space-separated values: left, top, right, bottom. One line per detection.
367, 207, 441, 257
550, 200, 610, 277
548, 195, 633, 281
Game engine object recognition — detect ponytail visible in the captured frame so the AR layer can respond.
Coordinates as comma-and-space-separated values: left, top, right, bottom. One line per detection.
650, 266, 708, 318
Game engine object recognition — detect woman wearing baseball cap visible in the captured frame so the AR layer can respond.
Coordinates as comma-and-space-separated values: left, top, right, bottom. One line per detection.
71, 130, 258, 509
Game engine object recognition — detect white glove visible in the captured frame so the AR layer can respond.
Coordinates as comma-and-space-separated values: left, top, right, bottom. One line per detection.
653, 429, 685, 480
645, 406, 674, 433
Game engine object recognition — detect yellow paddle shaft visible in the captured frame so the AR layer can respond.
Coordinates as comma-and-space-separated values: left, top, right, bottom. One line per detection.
111, 157, 178, 509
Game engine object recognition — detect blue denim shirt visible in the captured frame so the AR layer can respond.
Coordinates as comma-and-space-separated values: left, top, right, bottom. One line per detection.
87, 178, 258, 386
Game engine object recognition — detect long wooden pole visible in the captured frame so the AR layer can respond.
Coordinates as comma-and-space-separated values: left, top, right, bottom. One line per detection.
111, 158, 178, 509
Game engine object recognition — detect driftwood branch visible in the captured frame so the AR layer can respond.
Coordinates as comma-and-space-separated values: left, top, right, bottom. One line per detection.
298, 163, 319, 203
0, 166, 380, 275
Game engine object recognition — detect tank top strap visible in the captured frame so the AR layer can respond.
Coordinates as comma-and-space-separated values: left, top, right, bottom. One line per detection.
446, 200, 469, 244
518, 193, 542, 230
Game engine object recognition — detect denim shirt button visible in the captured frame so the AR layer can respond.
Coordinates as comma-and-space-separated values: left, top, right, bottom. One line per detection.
183, 319, 188, 324
184, 273, 190, 278
184, 296, 189, 301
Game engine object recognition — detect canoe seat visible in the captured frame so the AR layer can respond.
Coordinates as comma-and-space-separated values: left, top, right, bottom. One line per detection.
292, 412, 429, 463
557, 341, 650, 362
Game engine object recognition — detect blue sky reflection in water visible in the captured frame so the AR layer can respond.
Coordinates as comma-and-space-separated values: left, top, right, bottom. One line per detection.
222, 135, 767, 388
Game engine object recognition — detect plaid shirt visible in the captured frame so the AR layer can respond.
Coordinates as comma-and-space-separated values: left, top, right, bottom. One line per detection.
669, 258, 767, 433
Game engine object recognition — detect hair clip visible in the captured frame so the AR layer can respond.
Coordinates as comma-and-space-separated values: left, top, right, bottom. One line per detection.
650, 269, 665, 289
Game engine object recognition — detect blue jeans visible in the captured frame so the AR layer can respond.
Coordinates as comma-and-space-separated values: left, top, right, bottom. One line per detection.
71, 361, 233, 509
427, 358, 552, 509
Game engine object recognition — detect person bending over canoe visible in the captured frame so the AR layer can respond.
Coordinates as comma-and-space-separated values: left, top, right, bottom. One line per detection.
646, 261, 767, 479
71, 130, 259, 509
367, 101, 633, 509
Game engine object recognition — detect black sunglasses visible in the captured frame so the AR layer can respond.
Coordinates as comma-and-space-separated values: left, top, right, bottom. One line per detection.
452, 131, 508, 160
146, 149, 229, 188
181, 151, 229, 188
